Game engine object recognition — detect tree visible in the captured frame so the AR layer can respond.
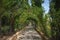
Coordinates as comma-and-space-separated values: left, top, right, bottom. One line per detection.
50, 0, 60, 40
0, 0, 44, 35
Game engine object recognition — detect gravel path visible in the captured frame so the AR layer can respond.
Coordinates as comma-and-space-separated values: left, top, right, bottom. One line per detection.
17, 23, 42, 40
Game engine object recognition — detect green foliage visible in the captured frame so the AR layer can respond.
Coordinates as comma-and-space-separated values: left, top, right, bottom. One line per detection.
50, 0, 60, 40
0, 0, 44, 36
0, 0, 52, 39
43, 14, 51, 37
1, 26, 10, 33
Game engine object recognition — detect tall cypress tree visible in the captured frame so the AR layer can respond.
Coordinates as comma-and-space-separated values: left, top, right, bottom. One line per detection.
50, 0, 60, 40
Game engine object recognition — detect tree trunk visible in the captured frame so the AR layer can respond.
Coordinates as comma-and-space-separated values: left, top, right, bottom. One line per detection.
10, 14, 14, 33
0, 17, 1, 34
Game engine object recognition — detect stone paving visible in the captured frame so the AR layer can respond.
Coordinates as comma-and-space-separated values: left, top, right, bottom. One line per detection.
17, 23, 42, 40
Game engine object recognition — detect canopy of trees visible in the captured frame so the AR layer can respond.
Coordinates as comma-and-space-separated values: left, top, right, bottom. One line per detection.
0, 0, 44, 35
0, 0, 60, 40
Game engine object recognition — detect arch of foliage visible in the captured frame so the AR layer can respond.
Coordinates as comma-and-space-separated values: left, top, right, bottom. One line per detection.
0, 0, 45, 35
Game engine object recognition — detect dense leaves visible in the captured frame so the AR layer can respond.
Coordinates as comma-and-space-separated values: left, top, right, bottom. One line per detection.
0, 0, 44, 34
50, 0, 60, 40
0, 1, 53, 40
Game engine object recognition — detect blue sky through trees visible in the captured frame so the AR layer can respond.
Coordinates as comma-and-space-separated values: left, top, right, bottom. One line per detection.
28, 0, 50, 13
42, 0, 50, 13
28, 0, 32, 6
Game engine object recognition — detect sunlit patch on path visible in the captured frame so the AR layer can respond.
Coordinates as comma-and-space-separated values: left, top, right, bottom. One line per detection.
16, 22, 42, 40
8, 22, 42, 40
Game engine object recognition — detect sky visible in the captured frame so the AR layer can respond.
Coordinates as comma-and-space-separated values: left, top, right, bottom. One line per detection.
28, 0, 32, 6
42, 0, 50, 13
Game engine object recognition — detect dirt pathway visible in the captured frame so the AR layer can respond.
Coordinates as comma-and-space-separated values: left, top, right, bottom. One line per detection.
16, 23, 42, 40
8, 22, 42, 40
